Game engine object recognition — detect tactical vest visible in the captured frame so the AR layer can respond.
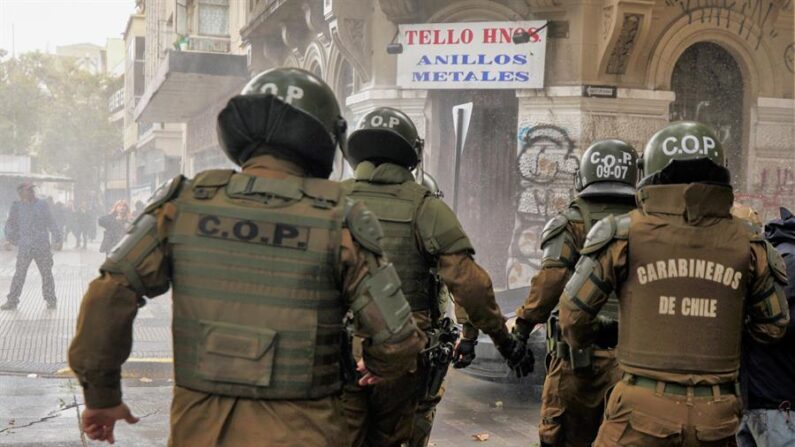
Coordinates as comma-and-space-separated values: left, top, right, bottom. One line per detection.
169, 170, 347, 400
570, 197, 633, 236
618, 211, 750, 374
569, 197, 634, 319
346, 180, 433, 314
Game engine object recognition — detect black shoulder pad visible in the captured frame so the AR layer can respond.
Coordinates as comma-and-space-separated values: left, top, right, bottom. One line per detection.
344, 198, 384, 255
581, 216, 618, 255
143, 175, 186, 215
541, 214, 569, 246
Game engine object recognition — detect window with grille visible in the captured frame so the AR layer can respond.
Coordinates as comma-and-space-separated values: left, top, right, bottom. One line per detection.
198, 0, 229, 36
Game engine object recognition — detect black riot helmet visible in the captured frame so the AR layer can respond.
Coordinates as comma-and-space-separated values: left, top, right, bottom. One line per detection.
216, 67, 347, 178
575, 139, 638, 198
345, 107, 423, 169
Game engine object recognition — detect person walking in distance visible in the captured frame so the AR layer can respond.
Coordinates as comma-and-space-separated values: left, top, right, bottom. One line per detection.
2, 182, 62, 310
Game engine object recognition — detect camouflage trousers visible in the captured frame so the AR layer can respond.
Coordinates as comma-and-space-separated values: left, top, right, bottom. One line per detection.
539, 350, 621, 447
595, 378, 741, 446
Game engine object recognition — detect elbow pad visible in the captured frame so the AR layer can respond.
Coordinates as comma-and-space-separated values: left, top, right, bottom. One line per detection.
562, 256, 607, 317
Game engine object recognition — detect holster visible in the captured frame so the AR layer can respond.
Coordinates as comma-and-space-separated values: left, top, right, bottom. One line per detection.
546, 309, 593, 370
421, 317, 459, 400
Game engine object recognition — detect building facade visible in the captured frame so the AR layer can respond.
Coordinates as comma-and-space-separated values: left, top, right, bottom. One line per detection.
135, 0, 248, 179
133, 0, 794, 290
241, 0, 794, 289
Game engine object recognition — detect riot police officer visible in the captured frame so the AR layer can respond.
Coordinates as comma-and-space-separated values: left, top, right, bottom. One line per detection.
560, 122, 789, 446
514, 140, 638, 447
339, 107, 532, 447
68, 68, 426, 447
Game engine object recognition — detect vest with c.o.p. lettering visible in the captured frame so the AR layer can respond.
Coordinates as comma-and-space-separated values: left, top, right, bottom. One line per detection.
169, 170, 346, 400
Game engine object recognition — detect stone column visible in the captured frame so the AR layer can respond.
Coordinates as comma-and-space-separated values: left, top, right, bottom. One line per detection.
506, 86, 673, 288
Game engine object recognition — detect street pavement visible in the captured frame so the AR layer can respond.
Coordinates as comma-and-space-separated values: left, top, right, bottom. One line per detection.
0, 244, 541, 446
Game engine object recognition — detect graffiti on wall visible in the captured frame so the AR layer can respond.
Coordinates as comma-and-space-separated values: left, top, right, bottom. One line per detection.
736, 165, 795, 221
665, 0, 791, 49
506, 125, 580, 289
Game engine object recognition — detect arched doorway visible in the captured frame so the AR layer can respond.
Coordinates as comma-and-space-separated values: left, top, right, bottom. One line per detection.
670, 42, 745, 186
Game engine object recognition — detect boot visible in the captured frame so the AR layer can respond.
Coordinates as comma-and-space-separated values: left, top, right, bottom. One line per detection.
1, 300, 18, 310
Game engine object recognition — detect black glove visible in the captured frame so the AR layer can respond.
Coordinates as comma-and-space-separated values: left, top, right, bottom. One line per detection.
594, 316, 618, 349
497, 332, 535, 378
513, 317, 532, 342
452, 338, 477, 369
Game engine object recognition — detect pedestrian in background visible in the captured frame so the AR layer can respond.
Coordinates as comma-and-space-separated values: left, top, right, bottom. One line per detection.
1, 182, 62, 310
73, 203, 91, 249
98, 200, 130, 254
737, 206, 795, 446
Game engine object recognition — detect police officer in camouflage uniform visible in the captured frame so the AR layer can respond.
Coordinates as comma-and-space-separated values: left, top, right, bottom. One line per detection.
560, 122, 790, 447
68, 68, 426, 446
514, 140, 638, 447
339, 107, 532, 447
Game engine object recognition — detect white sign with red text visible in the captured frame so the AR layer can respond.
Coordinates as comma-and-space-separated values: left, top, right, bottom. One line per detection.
396, 21, 547, 90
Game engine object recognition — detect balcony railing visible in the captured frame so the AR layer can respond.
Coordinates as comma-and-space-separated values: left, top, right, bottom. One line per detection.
185, 35, 231, 53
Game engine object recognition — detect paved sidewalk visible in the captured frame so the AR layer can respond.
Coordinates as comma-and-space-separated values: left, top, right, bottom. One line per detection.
0, 371, 539, 446
0, 246, 172, 377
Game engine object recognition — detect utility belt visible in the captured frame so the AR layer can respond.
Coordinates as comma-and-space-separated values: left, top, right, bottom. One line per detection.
623, 373, 739, 398
420, 317, 460, 400
546, 310, 615, 370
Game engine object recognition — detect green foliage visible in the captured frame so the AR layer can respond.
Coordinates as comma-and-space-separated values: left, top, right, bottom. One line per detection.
0, 50, 121, 198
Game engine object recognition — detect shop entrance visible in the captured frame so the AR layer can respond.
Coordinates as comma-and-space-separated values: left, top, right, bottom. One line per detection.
428, 90, 518, 288
670, 42, 745, 186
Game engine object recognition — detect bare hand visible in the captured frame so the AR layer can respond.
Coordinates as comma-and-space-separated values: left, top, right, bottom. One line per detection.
81, 403, 139, 444
356, 359, 384, 386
